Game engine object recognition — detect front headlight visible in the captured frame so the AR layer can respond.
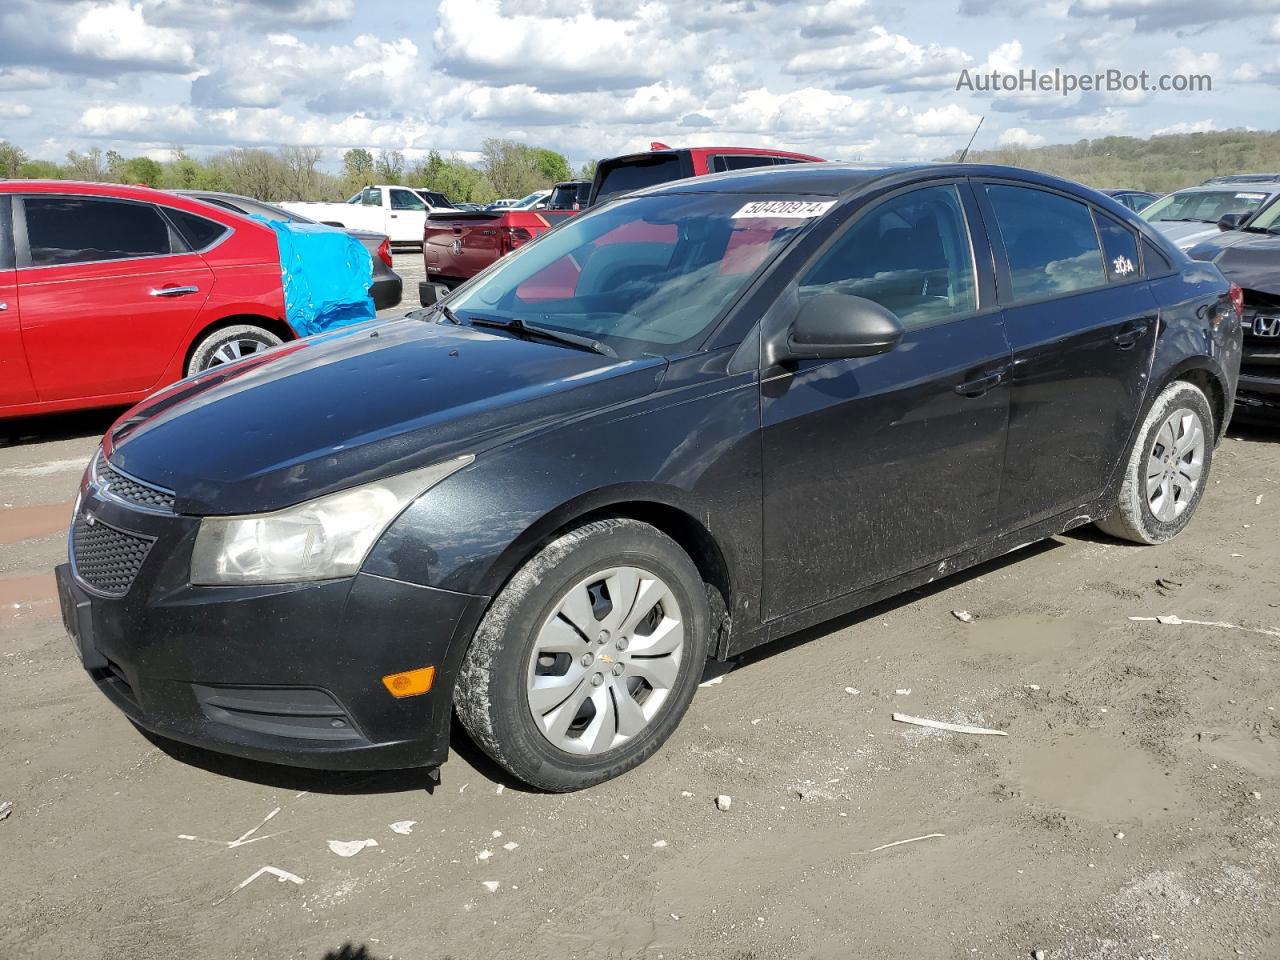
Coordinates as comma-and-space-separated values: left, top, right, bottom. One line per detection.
190, 455, 473, 585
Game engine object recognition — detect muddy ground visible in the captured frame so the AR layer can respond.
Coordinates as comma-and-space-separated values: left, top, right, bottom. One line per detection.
2, 278, 1278, 960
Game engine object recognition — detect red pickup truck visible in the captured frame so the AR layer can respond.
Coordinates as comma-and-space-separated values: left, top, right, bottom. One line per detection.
420, 143, 822, 301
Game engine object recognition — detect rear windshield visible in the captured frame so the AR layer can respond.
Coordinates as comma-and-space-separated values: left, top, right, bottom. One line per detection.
1143, 189, 1275, 224
445, 193, 819, 357
594, 154, 686, 203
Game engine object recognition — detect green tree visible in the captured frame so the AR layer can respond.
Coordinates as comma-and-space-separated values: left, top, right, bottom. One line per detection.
119, 156, 163, 186
0, 140, 27, 178
375, 149, 404, 184
577, 159, 598, 180
65, 147, 107, 181
532, 147, 571, 183
342, 147, 375, 193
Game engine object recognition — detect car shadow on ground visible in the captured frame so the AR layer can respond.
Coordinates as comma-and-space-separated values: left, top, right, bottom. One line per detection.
138, 538, 1068, 796
1226, 419, 1277, 443
321, 944, 389, 960
0, 407, 124, 448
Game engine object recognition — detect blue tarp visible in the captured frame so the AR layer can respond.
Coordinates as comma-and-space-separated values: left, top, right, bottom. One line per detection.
253, 217, 375, 337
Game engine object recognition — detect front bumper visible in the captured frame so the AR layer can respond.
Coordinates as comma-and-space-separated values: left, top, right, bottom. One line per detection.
56, 488, 486, 771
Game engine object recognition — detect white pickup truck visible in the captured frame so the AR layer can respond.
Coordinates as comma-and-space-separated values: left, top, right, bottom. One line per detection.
280, 185, 457, 248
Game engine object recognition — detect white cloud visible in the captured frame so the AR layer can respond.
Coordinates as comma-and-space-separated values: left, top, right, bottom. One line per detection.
1153, 119, 1217, 135
0, 104, 33, 118
785, 26, 975, 92
0, 67, 54, 91
1067, 0, 1280, 31
433, 0, 697, 91
998, 126, 1047, 146
71, 1, 195, 70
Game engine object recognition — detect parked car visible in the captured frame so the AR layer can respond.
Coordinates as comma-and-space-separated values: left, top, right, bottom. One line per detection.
410, 189, 456, 210
588, 141, 824, 206
422, 145, 823, 297
424, 195, 576, 293
1101, 189, 1160, 212
0, 180, 336, 419
1142, 180, 1280, 250
58, 162, 1240, 792
1186, 194, 1280, 420
280, 185, 458, 248
487, 199, 518, 210
175, 190, 402, 311
547, 179, 592, 210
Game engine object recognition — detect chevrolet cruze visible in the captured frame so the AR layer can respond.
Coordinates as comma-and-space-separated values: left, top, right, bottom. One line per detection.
57, 162, 1242, 791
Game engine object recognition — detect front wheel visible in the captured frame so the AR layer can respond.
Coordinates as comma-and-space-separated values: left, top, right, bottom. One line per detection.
1096, 380, 1214, 544
455, 518, 711, 792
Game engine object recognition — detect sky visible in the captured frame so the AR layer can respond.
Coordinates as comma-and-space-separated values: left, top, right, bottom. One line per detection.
0, 0, 1277, 170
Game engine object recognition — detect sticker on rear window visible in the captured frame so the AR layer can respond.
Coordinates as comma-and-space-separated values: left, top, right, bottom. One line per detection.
1235, 192, 1267, 200
732, 200, 835, 219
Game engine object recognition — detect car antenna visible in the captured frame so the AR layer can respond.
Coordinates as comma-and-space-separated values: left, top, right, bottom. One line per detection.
957, 116, 985, 163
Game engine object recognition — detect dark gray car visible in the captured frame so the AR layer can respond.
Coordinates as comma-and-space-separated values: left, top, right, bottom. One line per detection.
174, 191, 403, 311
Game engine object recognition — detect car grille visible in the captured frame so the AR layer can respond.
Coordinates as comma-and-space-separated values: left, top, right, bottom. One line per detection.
71, 512, 154, 597
95, 451, 176, 512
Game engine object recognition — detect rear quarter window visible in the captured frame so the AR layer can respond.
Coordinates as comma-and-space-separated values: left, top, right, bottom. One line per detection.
166, 208, 231, 250
23, 196, 177, 267
1092, 211, 1140, 282
0, 197, 13, 269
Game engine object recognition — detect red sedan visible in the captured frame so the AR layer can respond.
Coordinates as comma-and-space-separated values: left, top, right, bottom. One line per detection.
0, 181, 293, 419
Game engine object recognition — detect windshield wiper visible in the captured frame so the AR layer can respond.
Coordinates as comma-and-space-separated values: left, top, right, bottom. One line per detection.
468, 314, 616, 358
436, 302, 460, 325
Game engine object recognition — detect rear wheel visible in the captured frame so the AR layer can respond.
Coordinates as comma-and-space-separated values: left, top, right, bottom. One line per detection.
1096, 380, 1214, 544
186, 324, 283, 376
455, 518, 711, 791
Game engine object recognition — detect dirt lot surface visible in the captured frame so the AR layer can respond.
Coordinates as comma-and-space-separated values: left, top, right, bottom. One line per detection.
2, 335, 1278, 959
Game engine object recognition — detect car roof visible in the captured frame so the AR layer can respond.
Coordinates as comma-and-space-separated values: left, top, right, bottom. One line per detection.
0, 179, 275, 229
1166, 182, 1280, 195
1201, 173, 1280, 185
632, 160, 1110, 200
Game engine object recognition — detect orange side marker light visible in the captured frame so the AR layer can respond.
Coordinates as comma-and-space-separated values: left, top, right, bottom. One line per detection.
382, 666, 435, 698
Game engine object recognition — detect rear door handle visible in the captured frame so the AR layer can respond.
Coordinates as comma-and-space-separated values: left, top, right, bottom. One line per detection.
955, 366, 1008, 397
1113, 317, 1153, 349
149, 286, 199, 297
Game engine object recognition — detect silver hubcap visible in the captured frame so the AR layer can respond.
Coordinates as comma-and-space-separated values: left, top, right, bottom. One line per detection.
207, 338, 266, 368
526, 566, 684, 755
1146, 407, 1205, 523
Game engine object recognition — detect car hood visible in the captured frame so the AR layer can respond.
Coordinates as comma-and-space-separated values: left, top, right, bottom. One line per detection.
1150, 220, 1222, 249
1186, 230, 1280, 296
107, 318, 666, 515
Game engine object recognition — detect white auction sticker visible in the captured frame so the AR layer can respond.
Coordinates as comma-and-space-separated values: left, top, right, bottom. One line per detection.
1235, 192, 1267, 200
732, 200, 836, 219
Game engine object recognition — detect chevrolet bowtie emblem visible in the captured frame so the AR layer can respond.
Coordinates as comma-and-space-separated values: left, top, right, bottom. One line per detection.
598, 654, 615, 664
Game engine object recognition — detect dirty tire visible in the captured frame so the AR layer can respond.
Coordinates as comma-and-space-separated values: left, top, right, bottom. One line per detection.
455, 518, 711, 792
1096, 380, 1214, 544
186, 324, 283, 376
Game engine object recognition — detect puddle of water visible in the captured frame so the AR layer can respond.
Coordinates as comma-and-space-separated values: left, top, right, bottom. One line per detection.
1196, 729, 1280, 779
964, 615, 1093, 658
1017, 731, 1179, 823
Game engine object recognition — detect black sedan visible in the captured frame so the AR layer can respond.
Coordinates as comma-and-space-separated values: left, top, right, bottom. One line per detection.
60, 162, 1241, 791
174, 190, 403, 311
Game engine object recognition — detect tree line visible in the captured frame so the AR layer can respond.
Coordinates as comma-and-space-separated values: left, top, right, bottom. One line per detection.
0, 139, 598, 205
947, 128, 1280, 193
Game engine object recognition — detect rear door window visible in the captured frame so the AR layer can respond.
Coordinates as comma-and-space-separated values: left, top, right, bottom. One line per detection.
23, 196, 176, 267
799, 184, 978, 329
1092, 211, 1140, 283
984, 184, 1106, 301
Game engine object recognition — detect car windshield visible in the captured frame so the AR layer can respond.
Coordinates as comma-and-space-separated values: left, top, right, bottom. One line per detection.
1143, 188, 1274, 223
1246, 196, 1280, 232
443, 193, 815, 357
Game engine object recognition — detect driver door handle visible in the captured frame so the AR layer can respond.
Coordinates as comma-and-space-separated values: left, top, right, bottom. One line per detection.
149, 285, 199, 297
955, 365, 1009, 397
1113, 317, 1153, 349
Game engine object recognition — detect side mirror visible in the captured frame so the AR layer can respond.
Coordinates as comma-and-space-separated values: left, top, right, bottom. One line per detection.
418, 281, 451, 307
783, 294, 904, 361
1217, 212, 1248, 232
